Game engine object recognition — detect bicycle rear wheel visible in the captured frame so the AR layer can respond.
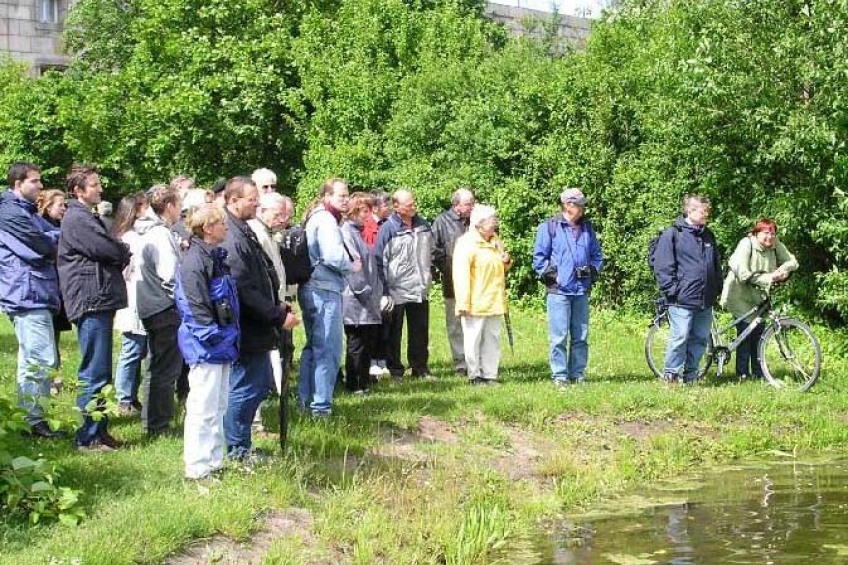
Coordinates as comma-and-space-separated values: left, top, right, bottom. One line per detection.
758, 318, 821, 392
645, 313, 713, 380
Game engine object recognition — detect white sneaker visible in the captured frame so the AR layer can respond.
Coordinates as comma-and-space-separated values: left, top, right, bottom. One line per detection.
369, 364, 383, 377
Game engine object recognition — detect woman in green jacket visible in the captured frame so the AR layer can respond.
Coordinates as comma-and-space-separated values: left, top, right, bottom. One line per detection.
720, 218, 798, 379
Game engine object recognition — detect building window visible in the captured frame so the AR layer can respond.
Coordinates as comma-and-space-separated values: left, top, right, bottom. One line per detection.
38, 0, 59, 24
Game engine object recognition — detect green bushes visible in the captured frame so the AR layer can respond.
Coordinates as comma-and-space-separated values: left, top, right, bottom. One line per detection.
0, 0, 845, 320
0, 397, 83, 525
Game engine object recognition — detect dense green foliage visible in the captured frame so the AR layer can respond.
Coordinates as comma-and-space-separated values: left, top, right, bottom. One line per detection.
0, 0, 845, 317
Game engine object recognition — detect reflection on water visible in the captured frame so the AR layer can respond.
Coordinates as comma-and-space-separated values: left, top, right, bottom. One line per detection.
536, 458, 848, 564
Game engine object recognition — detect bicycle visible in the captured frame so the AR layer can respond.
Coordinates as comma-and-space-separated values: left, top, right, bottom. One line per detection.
645, 297, 822, 391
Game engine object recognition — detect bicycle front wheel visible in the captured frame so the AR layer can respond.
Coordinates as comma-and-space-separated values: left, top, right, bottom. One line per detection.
645, 314, 713, 380
758, 318, 822, 392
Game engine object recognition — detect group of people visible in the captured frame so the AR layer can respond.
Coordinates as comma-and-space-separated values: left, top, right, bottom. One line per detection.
0, 160, 797, 479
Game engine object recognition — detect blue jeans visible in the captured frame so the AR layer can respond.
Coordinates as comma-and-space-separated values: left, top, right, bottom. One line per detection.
547, 293, 590, 382
11, 309, 56, 425
298, 285, 343, 414
114, 332, 147, 403
75, 311, 115, 445
664, 305, 712, 382
224, 351, 272, 453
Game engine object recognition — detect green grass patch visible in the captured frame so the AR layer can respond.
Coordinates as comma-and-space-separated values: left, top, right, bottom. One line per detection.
1, 298, 847, 564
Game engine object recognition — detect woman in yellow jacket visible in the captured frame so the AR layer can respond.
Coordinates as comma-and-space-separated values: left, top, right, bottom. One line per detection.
452, 204, 512, 385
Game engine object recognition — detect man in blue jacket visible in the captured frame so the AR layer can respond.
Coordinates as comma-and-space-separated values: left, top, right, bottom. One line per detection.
652, 195, 722, 384
532, 188, 603, 386
0, 162, 63, 438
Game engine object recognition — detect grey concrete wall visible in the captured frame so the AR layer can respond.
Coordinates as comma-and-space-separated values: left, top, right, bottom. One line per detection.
0, 0, 70, 74
484, 2, 592, 48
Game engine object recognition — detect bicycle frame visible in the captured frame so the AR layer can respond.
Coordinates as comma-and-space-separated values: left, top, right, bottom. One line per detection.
709, 299, 776, 376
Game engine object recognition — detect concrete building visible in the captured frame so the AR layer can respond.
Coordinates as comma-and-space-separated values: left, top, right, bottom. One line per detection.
0, 0, 71, 74
485, 2, 591, 49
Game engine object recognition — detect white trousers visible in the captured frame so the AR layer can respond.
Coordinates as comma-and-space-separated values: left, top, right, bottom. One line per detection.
184, 362, 230, 479
460, 315, 502, 381
444, 298, 466, 371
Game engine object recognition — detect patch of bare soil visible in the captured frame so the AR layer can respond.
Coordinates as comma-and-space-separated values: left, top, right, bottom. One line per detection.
164, 508, 324, 565
370, 416, 458, 461
617, 420, 674, 442
490, 427, 558, 487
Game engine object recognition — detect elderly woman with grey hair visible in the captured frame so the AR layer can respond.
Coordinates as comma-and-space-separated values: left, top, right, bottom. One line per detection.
451, 204, 512, 385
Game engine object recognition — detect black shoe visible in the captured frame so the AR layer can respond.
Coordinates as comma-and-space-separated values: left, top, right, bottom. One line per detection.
456, 368, 468, 377
99, 432, 124, 449
27, 421, 68, 439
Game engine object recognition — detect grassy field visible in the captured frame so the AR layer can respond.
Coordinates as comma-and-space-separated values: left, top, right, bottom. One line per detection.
1, 298, 847, 564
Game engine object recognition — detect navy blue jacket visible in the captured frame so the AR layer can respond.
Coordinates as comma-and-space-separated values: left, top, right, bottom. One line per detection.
57, 200, 131, 321
175, 238, 239, 365
532, 216, 603, 295
0, 191, 61, 314
220, 211, 285, 354
653, 217, 722, 310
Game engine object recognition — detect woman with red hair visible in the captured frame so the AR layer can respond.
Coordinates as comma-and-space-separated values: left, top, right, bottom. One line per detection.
720, 218, 798, 379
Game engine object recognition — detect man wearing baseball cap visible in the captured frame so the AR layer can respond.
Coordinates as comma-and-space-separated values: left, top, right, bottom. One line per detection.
532, 188, 603, 387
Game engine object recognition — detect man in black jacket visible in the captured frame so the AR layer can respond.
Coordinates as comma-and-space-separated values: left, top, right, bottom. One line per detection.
58, 165, 131, 451
431, 187, 474, 376
653, 194, 722, 384
220, 176, 297, 461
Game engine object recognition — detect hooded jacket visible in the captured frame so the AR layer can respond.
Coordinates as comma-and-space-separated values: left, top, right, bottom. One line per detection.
374, 212, 434, 304
652, 217, 722, 310
720, 235, 798, 321
0, 190, 61, 314
135, 208, 181, 320
175, 237, 239, 365
341, 220, 382, 325
58, 200, 131, 321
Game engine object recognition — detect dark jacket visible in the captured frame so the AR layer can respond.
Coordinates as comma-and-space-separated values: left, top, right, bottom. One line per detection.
653, 217, 722, 310
431, 208, 469, 298
220, 211, 285, 354
175, 237, 239, 365
0, 191, 61, 314
58, 200, 131, 321
532, 216, 603, 296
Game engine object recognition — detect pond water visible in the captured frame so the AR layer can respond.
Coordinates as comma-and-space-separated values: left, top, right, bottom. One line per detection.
532, 457, 848, 564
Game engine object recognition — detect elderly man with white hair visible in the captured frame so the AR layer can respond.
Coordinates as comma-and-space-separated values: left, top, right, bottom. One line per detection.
451, 204, 511, 385
252, 168, 278, 194
248, 191, 294, 395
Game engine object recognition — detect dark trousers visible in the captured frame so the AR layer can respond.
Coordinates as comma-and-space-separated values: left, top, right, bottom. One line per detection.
735, 322, 765, 378
142, 307, 183, 434
345, 324, 379, 391
386, 300, 430, 376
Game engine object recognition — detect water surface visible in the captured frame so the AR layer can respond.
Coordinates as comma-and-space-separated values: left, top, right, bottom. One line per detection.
536, 457, 848, 564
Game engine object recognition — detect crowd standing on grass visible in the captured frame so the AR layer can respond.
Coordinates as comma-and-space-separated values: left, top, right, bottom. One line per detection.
3, 159, 798, 479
